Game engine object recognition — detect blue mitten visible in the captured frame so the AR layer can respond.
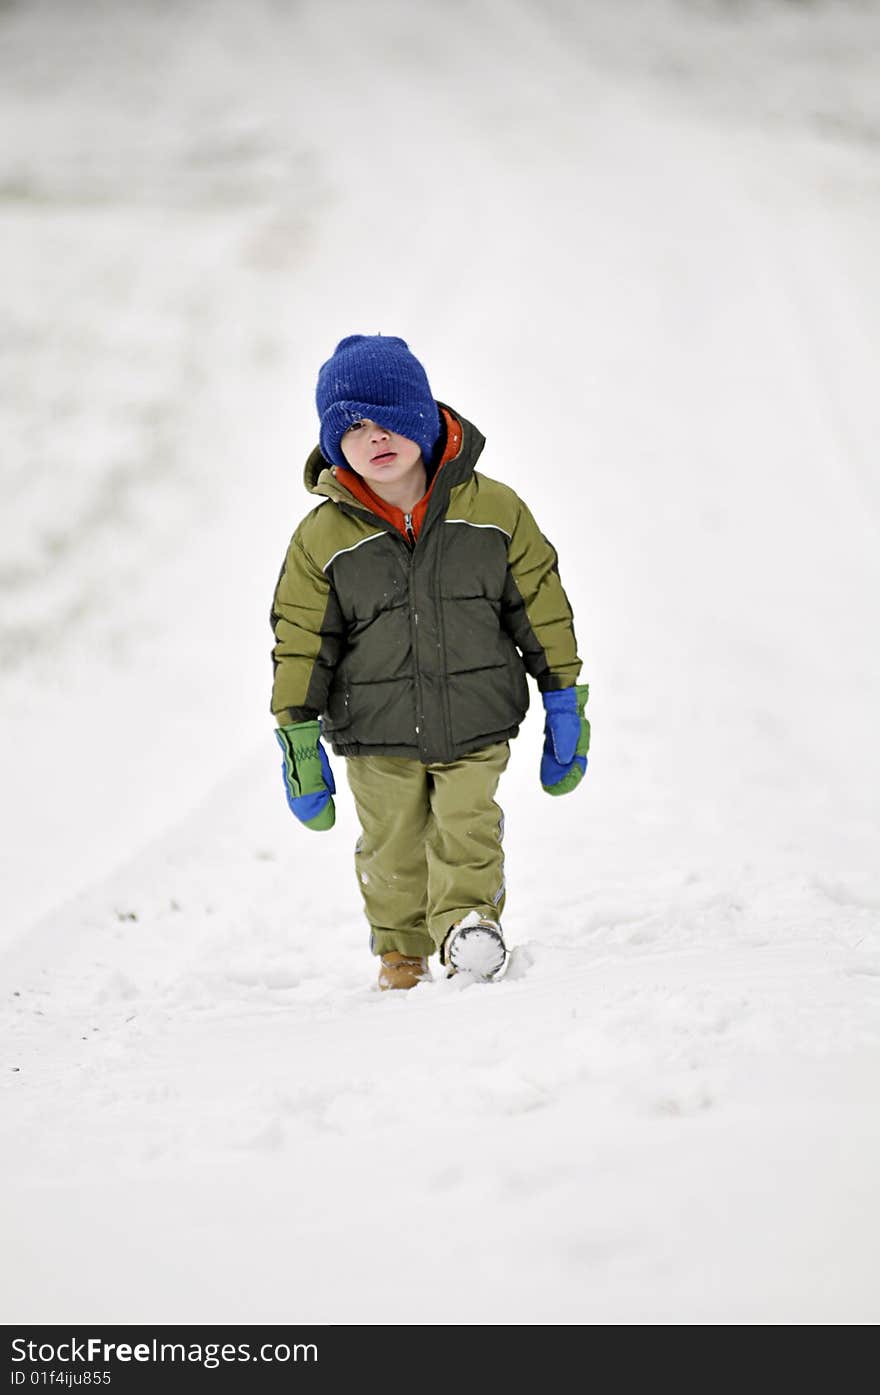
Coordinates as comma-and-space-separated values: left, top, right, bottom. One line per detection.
275, 720, 336, 830
540, 685, 590, 795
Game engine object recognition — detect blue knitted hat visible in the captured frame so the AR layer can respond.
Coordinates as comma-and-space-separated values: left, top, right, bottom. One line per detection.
316, 335, 441, 469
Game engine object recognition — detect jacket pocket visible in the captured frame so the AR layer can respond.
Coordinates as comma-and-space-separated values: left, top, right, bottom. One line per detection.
446, 658, 529, 745
507, 642, 530, 713
323, 685, 352, 734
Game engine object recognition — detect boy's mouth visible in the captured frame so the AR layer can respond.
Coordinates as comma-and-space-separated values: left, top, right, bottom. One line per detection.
370, 451, 396, 464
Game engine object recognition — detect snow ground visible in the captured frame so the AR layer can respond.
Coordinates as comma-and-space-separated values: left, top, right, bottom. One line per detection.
2, 0, 879, 1324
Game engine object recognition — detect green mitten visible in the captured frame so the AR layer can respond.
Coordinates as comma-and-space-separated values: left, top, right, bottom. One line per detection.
275, 720, 336, 831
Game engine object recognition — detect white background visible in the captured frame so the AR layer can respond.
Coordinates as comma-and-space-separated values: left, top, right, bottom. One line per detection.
2, 0, 879, 1322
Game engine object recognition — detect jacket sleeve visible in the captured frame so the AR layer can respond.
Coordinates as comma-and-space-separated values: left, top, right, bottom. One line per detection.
500, 496, 582, 691
270, 532, 346, 724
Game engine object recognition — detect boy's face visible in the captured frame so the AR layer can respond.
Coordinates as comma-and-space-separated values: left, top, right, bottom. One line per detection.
339, 419, 423, 487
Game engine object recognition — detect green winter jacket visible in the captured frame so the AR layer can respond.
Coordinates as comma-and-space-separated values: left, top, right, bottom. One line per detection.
270, 405, 582, 763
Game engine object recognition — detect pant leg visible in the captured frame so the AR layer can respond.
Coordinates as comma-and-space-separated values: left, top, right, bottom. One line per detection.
344, 754, 434, 959
424, 742, 510, 955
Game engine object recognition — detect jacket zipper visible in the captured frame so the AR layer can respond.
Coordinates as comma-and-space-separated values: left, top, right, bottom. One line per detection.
402, 521, 425, 751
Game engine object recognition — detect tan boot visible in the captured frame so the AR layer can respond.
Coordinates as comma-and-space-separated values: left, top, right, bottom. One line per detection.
377, 952, 430, 991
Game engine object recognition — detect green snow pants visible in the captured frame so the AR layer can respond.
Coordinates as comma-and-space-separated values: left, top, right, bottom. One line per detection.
344, 742, 510, 959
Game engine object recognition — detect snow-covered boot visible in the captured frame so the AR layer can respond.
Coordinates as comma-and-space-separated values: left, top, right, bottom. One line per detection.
377, 951, 429, 991
443, 916, 507, 981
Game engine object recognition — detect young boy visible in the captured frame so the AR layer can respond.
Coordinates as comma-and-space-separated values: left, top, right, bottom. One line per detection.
270, 335, 589, 989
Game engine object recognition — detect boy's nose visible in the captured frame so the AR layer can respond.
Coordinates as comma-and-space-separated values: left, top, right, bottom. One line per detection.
368, 422, 389, 441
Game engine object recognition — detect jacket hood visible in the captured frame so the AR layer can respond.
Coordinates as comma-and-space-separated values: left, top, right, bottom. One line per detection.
303, 402, 485, 504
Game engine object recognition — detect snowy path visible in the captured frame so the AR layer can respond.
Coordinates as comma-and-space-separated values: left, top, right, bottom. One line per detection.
5, 757, 879, 1323
2, 0, 879, 1323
